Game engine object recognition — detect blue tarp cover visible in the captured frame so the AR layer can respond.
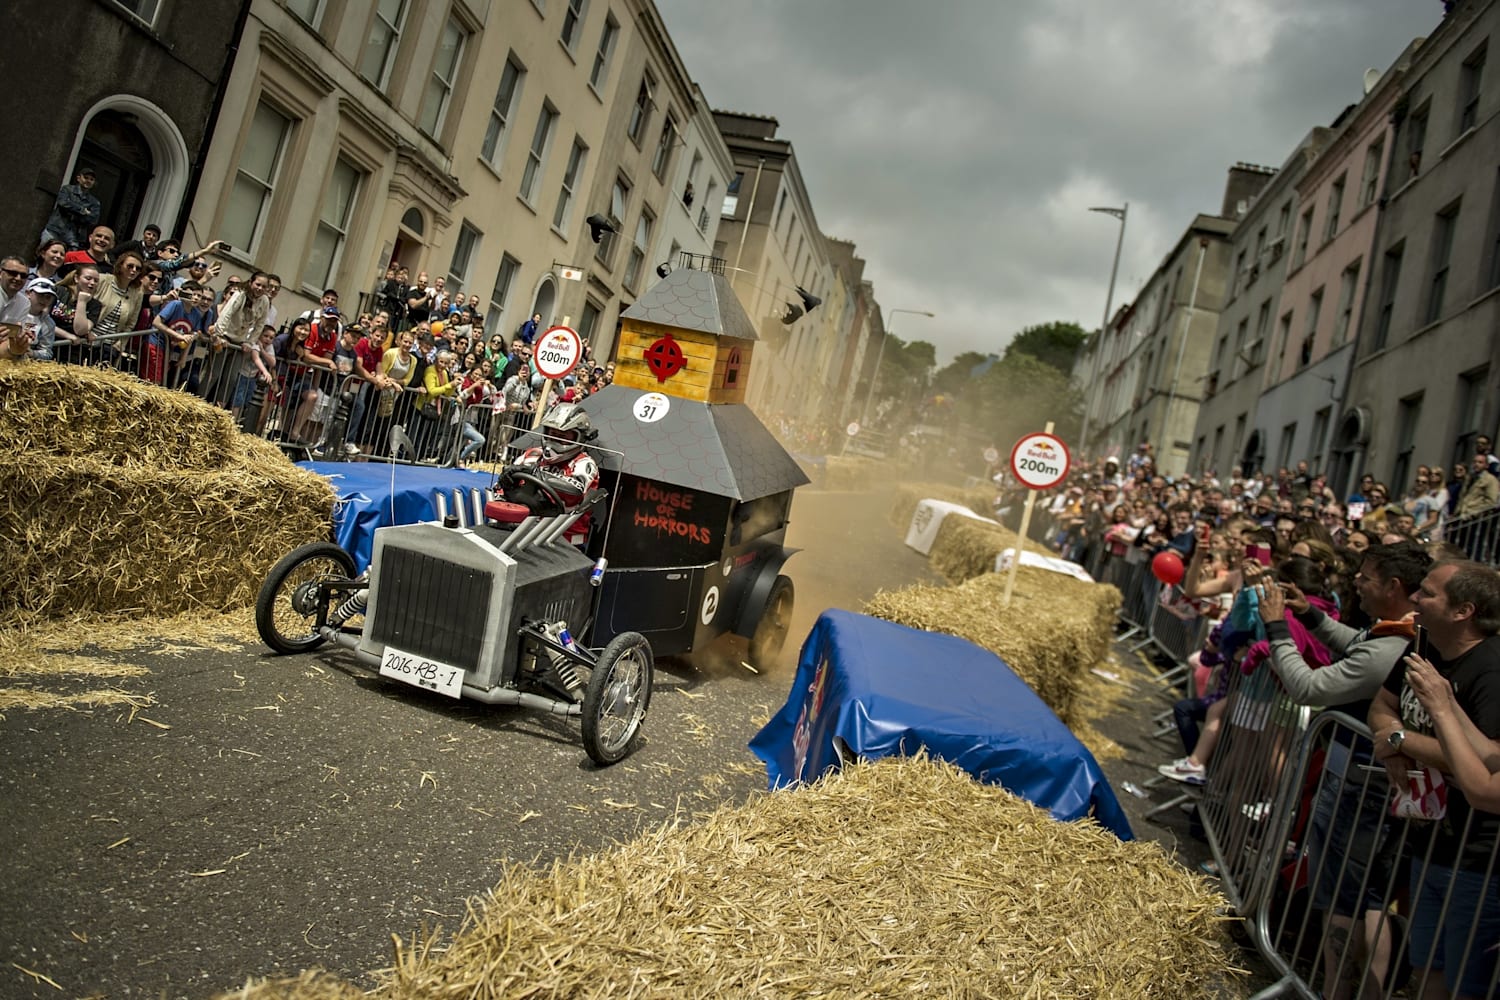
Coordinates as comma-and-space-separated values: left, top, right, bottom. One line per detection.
301, 462, 496, 572
749, 609, 1134, 840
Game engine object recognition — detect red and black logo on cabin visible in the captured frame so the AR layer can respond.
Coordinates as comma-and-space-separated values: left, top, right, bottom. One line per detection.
644, 332, 686, 383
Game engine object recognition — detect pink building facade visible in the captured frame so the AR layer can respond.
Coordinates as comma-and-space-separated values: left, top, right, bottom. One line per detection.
1250, 47, 1415, 480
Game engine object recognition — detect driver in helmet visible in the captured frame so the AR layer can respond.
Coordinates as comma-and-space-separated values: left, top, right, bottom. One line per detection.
508, 401, 600, 505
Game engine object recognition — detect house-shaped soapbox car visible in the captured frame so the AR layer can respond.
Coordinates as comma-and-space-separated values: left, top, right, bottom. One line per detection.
254, 258, 809, 764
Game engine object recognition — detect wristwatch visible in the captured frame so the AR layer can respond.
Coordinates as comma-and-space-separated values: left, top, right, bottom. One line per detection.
1388, 729, 1406, 751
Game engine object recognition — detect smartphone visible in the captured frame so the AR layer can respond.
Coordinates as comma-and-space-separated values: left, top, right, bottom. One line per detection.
1347, 501, 1367, 521
1413, 624, 1429, 660
1245, 543, 1272, 566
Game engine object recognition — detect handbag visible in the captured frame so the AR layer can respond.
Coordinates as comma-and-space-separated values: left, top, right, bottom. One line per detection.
1389, 765, 1448, 820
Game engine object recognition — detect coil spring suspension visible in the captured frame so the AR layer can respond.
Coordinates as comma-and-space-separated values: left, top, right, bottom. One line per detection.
329, 589, 368, 627
544, 621, 585, 693
554, 658, 584, 693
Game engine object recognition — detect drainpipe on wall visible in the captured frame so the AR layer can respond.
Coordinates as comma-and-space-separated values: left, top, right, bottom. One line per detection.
176, 0, 253, 242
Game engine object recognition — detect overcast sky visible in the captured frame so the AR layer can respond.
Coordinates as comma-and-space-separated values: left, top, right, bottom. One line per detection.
654, 0, 1442, 364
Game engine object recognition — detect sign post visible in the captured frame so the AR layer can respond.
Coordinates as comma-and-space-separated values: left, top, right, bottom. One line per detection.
530, 324, 583, 429
1002, 421, 1071, 609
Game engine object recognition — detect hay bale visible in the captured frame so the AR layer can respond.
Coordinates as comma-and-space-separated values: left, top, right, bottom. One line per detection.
222, 756, 1236, 1000
0, 364, 239, 470
887, 481, 994, 532
0, 368, 334, 623
820, 454, 883, 491
928, 514, 1022, 584
864, 570, 1121, 726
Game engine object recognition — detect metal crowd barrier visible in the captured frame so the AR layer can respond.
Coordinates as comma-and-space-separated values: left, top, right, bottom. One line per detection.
1446, 507, 1500, 567
31, 340, 549, 472
454, 399, 536, 465
50, 328, 161, 382
1085, 519, 1500, 999
1195, 694, 1499, 1000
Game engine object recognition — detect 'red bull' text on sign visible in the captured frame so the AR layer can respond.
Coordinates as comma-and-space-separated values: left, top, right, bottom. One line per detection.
533, 326, 582, 380
1008, 431, 1070, 491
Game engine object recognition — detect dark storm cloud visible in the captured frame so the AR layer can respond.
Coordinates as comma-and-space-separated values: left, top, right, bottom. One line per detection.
655, 0, 1442, 361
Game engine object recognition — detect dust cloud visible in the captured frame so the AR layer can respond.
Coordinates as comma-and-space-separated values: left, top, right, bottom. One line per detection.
682, 479, 941, 680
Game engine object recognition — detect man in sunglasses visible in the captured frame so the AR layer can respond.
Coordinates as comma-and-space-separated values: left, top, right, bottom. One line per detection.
0, 255, 30, 324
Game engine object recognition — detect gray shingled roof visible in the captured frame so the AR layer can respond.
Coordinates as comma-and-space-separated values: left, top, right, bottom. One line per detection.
573, 385, 809, 500
619, 267, 759, 343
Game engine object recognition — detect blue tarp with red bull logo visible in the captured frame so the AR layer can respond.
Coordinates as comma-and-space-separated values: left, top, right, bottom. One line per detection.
749, 610, 1133, 840
300, 462, 497, 572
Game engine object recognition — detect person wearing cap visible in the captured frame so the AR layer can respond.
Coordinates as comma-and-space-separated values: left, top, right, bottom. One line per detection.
298, 288, 342, 327
286, 308, 343, 445
14, 277, 58, 361
40, 167, 102, 251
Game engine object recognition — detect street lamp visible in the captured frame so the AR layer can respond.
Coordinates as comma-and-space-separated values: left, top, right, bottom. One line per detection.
859, 308, 935, 428
1077, 203, 1127, 453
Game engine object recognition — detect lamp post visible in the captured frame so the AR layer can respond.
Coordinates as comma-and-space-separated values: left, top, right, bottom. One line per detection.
1077, 203, 1127, 455
859, 308, 935, 429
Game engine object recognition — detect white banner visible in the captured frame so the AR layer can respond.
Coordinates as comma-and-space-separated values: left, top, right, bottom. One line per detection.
904, 499, 1000, 556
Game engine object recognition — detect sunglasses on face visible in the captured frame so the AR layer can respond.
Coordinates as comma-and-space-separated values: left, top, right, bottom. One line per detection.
1, 268, 26, 279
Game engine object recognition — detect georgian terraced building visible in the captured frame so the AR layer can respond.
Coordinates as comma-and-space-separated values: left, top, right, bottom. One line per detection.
183, 0, 734, 360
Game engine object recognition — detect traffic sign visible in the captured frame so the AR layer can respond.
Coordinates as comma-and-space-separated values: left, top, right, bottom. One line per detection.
982, 446, 1000, 465
533, 326, 583, 380
1008, 431, 1071, 490
846, 421, 860, 437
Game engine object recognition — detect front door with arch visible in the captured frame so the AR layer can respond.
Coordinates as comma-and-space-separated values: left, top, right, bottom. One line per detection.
530, 275, 556, 327
1241, 429, 1265, 478
390, 206, 426, 270
62, 96, 190, 243
1329, 408, 1370, 498
77, 111, 154, 240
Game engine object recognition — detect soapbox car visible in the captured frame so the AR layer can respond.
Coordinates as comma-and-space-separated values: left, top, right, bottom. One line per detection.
255, 457, 797, 767
255, 478, 662, 764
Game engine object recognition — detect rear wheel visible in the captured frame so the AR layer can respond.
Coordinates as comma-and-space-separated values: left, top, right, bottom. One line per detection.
581, 632, 653, 765
255, 542, 357, 655
749, 574, 795, 671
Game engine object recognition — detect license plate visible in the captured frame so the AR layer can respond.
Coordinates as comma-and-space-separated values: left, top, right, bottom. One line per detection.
378, 645, 466, 699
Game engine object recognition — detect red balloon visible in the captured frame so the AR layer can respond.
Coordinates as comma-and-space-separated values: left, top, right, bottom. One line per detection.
1151, 549, 1185, 586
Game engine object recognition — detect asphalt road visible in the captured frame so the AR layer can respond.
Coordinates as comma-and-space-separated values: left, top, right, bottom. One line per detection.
0, 488, 943, 999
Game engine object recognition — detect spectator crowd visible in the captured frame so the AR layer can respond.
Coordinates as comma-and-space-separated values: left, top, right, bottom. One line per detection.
1017, 439, 1500, 578
994, 439, 1500, 998
1, 187, 616, 467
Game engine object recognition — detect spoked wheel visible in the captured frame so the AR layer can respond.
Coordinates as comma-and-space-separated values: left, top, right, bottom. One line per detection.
581, 631, 654, 765
255, 542, 357, 655
749, 574, 795, 671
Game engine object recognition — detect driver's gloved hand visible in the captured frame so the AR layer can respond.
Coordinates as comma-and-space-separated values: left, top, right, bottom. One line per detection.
539, 470, 583, 497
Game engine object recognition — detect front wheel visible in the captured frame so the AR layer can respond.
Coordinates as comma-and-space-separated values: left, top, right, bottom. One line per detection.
255, 542, 357, 655
749, 574, 795, 671
581, 632, 653, 765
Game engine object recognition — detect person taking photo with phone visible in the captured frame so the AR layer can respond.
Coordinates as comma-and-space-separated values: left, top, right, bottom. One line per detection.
1371, 559, 1500, 1000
